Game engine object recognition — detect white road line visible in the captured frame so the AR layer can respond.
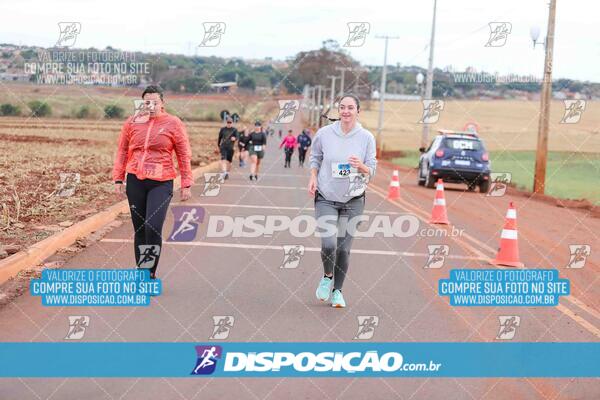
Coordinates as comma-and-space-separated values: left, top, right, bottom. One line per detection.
219, 184, 305, 190
170, 203, 401, 215
100, 238, 484, 261
229, 173, 308, 178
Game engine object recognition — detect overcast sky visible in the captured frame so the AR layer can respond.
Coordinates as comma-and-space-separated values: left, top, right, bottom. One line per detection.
1, 0, 598, 82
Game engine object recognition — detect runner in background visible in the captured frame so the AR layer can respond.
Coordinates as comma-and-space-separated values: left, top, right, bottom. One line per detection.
248, 121, 267, 181
113, 85, 193, 279
297, 128, 312, 167
217, 117, 239, 180
279, 129, 297, 168
308, 94, 377, 308
278, 129, 282, 139
237, 126, 249, 167
267, 120, 275, 136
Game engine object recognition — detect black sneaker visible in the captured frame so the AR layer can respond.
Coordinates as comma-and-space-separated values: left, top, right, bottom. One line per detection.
254, 175, 258, 180
224, 173, 229, 180
249, 175, 253, 181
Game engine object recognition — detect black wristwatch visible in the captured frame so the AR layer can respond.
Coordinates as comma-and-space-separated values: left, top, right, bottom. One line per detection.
115, 180, 123, 184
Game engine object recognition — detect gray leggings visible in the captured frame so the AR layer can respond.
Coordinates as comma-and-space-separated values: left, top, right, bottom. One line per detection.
314, 192, 366, 290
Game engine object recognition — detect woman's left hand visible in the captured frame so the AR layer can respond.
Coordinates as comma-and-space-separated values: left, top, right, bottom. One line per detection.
348, 155, 368, 174
180, 187, 192, 201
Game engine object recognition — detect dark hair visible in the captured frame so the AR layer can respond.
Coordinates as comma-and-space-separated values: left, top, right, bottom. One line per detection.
338, 93, 360, 111
321, 93, 361, 122
142, 85, 164, 101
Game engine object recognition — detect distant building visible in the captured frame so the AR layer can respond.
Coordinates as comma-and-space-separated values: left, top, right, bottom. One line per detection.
0, 72, 29, 82
246, 58, 288, 69
210, 81, 237, 93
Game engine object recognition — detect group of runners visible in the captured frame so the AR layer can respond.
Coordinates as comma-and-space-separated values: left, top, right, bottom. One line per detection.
217, 118, 269, 181
113, 85, 377, 307
218, 118, 313, 178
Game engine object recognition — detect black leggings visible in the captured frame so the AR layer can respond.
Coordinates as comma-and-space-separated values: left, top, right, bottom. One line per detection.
126, 174, 173, 274
284, 148, 293, 166
298, 148, 307, 164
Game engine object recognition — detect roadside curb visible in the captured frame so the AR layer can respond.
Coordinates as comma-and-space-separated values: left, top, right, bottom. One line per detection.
0, 161, 221, 284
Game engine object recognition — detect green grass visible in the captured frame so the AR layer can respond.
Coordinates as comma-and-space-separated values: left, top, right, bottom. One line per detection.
392, 151, 600, 205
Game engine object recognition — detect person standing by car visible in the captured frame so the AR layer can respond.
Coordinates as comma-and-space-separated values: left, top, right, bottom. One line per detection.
297, 129, 312, 167
217, 117, 239, 180
113, 85, 193, 279
308, 94, 377, 308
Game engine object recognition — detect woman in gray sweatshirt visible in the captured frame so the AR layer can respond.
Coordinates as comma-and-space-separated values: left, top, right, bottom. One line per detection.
308, 94, 377, 308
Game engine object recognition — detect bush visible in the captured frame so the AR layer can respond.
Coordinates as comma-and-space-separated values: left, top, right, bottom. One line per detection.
28, 100, 52, 117
104, 104, 124, 119
203, 111, 220, 122
0, 103, 21, 116
75, 105, 91, 119
238, 76, 256, 91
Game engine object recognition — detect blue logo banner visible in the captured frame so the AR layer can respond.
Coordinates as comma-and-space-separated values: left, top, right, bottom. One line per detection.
0, 342, 598, 378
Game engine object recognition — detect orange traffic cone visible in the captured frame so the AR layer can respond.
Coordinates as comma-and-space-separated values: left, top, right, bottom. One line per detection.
491, 202, 524, 268
429, 179, 449, 224
387, 170, 401, 200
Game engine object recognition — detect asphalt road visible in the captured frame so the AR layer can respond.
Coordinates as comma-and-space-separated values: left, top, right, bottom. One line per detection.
0, 123, 598, 399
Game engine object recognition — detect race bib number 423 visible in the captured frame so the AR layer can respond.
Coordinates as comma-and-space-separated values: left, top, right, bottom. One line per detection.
331, 162, 356, 178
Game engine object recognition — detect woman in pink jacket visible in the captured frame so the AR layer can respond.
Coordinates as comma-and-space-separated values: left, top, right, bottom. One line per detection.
112, 85, 193, 279
279, 129, 297, 168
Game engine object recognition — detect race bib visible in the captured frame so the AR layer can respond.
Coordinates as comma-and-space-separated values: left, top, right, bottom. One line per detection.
254, 145, 263, 151
331, 162, 356, 178
141, 162, 163, 180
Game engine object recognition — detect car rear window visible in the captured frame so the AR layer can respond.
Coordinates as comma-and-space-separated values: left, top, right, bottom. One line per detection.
443, 138, 482, 151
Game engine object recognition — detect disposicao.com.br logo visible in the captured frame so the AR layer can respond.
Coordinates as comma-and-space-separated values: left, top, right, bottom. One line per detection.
191, 346, 442, 376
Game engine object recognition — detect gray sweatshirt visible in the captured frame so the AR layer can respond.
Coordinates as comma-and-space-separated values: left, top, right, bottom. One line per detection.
309, 121, 377, 203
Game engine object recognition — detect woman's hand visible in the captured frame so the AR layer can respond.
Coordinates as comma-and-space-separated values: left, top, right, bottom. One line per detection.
308, 174, 317, 196
348, 155, 368, 174
114, 183, 125, 196
180, 187, 192, 201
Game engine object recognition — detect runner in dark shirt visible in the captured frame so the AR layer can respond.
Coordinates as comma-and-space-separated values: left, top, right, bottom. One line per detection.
297, 129, 312, 167
237, 127, 250, 167
217, 117, 239, 180
248, 121, 268, 181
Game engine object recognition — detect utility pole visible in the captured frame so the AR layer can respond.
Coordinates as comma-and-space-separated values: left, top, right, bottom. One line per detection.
310, 86, 317, 127
420, 0, 438, 148
375, 35, 399, 156
316, 85, 323, 128
533, 0, 557, 195
328, 76, 338, 110
335, 67, 353, 96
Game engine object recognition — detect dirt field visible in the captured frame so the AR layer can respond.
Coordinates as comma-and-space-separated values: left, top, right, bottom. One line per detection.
0, 83, 283, 255
359, 100, 600, 152
0, 117, 217, 253
0, 82, 279, 121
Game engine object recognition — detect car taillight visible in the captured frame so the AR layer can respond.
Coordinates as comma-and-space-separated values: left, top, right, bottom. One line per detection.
435, 149, 444, 158
482, 152, 489, 161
